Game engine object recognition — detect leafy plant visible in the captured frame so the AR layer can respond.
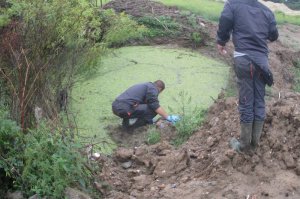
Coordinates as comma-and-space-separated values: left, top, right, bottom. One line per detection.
21, 123, 91, 198
169, 91, 206, 146
0, 112, 23, 195
146, 127, 161, 145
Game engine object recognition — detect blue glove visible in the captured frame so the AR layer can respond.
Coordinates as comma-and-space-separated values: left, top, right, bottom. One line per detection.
166, 115, 180, 124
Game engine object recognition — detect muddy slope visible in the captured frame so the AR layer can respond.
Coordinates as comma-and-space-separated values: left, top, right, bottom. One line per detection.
96, 0, 300, 198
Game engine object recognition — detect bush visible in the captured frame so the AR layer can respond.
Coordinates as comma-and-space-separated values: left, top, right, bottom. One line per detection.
20, 124, 90, 198
0, 112, 95, 198
0, 112, 23, 195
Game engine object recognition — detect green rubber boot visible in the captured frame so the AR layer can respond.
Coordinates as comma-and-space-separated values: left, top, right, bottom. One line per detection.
230, 122, 252, 153
251, 120, 264, 149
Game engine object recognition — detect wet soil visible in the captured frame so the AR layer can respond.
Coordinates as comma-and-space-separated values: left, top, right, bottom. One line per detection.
95, 0, 300, 198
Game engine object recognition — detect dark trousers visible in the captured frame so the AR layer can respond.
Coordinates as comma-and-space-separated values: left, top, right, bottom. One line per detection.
112, 100, 157, 124
234, 56, 266, 123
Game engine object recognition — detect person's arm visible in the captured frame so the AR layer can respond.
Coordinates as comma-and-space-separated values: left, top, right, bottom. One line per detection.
216, 1, 234, 54
155, 106, 168, 119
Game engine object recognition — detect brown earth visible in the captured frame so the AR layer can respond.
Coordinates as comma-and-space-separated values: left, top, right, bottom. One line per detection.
95, 0, 300, 198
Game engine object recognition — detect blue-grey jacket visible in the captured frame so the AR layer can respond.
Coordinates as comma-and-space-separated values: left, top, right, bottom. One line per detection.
217, 0, 279, 57
115, 82, 160, 111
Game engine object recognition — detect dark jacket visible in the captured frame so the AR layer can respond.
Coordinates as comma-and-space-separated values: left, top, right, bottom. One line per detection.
115, 82, 160, 111
217, 0, 279, 57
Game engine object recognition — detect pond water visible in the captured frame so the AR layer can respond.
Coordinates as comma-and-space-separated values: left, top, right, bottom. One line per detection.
71, 46, 229, 152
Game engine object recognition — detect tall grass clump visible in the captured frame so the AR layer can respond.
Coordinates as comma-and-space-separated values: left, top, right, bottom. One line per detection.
170, 91, 206, 146
146, 127, 161, 145
292, 59, 300, 92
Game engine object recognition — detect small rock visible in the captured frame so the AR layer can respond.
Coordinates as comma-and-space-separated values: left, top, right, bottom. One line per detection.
225, 149, 235, 159
207, 136, 216, 147
121, 161, 132, 169
65, 187, 92, 199
283, 152, 296, 169
158, 184, 166, 189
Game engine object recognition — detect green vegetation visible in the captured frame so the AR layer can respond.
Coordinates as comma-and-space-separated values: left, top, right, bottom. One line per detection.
170, 91, 206, 146
275, 11, 300, 25
0, 113, 96, 198
157, 0, 223, 21
292, 59, 300, 92
102, 11, 147, 46
136, 15, 181, 37
146, 128, 161, 145
157, 0, 300, 25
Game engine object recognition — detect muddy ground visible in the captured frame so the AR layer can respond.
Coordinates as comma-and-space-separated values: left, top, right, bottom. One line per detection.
96, 0, 300, 198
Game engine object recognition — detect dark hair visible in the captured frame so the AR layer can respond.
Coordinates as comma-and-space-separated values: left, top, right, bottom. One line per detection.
154, 80, 165, 91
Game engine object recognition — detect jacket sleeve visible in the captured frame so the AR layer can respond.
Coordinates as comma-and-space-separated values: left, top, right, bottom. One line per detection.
268, 12, 279, 42
217, 1, 234, 46
146, 86, 160, 111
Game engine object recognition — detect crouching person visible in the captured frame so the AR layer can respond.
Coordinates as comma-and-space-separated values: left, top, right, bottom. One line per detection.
112, 80, 180, 129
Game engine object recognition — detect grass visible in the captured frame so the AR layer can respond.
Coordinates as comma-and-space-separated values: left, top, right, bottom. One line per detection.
146, 127, 161, 145
157, 0, 223, 21
292, 59, 300, 92
71, 46, 230, 152
275, 11, 300, 26
157, 0, 300, 25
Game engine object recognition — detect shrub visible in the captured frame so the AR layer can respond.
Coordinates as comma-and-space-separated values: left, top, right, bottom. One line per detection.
20, 124, 91, 198
0, 112, 23, 195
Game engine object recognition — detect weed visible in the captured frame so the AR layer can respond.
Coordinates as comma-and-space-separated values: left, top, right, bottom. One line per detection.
146, 127, 161, 145
191, 32, 202, 46
292, 59, 300, 92
169, 91, 206, 146
136, 15, 180, 37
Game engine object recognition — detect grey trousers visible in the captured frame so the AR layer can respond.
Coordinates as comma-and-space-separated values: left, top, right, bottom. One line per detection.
234, 56, 266, 123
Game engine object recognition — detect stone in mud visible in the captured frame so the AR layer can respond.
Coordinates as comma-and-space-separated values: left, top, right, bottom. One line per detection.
283, 152, 296, 169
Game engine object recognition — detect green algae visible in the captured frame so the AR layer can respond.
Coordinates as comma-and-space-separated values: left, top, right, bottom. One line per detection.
71, 46, 230, 153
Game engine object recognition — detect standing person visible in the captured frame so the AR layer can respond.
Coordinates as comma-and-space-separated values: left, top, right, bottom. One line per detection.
112, 80, 180, 129
216, 0, 278, 152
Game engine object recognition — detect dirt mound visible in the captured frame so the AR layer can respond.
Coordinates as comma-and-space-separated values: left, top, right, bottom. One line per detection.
98, 93, 300, 199
96, 1, 300, 198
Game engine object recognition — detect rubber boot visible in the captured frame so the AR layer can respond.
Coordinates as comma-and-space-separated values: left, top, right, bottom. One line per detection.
251, 120, 264, 149
230, 122, 252, 153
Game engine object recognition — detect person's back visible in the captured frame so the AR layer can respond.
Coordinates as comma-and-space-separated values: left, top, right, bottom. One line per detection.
217, 0, 278, 58
115, 82, 158, 108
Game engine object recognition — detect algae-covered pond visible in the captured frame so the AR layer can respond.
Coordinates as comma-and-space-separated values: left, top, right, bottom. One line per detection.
71, 46, 229, 152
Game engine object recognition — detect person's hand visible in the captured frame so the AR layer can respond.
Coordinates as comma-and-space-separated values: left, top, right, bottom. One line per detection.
166, 115, 180, 124
217, 44, 227, 55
